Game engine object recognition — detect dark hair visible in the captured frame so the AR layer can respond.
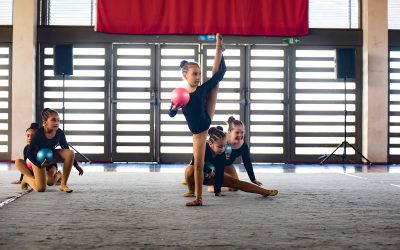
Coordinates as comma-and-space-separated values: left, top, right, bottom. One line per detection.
26, 122, 39, 132
208, 126, 226, 143
180, 60, 200, 76
226, 116, 244, 132
41, 108, 59, 123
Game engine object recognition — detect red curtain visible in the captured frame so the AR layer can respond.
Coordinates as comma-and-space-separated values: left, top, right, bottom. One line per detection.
96, 0, 308, 36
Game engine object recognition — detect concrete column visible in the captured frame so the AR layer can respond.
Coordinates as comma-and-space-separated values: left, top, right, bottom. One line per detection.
11, 0, 37, 160
362, 0, 388, 163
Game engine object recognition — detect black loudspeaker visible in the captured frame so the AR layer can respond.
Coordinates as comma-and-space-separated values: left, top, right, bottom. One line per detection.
336, 48, 356, 79
54, 44, 73, 75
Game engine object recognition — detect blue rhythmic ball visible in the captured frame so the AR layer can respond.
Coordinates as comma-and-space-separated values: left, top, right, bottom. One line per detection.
37, 148, 53, 164
225, 144, 232, 155
205, 162, 215, 171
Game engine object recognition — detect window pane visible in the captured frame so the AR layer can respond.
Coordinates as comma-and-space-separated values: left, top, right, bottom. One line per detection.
159, 45, 197, 157
112, 44, 154, 158
42, 44, 107, 156
0, 44, 10, 155
389, 0, 400, 29
389, 49, 400, 158
309, 0, 359, 28
0, 0, 12, 25
48, 0, 96, 26
249, 46, 286, 158
294, 49, 358, 157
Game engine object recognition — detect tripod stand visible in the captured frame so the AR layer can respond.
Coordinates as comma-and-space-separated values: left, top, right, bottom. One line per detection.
319, 76, 371, 164
61, 74, 91, 163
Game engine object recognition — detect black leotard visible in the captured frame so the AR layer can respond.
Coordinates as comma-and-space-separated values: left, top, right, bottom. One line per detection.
23, 144, 29, 161
27, 127, 76, 168
169, 56, 226, 134
225, 142, 256, 182
190, 143, 226, 194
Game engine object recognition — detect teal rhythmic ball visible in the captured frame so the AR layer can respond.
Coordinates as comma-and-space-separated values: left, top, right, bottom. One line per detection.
225, 144, 232, 155
205, 161, 215, 171
37, 148, 53, 163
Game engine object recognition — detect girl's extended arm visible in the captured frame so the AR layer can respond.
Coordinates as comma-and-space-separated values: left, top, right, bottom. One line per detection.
242, 143, 257, 182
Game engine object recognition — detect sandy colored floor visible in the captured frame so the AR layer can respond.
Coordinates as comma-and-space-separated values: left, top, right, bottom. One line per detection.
1, 168, 400, 249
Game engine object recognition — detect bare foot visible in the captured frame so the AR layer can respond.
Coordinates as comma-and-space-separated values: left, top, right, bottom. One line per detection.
20, 179, 28, 190
11, 180, 22, 184
183, 191, 195, 197
55, 171, 62, 186
207, 185, 214, 193
264, 189, 278, 197
59, 185, 73, 193
186, 198, 202, 206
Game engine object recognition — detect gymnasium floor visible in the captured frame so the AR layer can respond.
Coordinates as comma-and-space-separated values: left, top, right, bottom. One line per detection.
1, 163, 399, 249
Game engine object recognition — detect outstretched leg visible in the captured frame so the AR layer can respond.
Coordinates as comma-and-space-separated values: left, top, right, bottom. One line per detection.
224, 164, 239, 191
222, 174, 278, 197
186, 130, 208, 206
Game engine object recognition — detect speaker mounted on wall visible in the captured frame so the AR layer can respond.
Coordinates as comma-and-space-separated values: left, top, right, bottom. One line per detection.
54, 44, 73, 76
336, 48, 356, 79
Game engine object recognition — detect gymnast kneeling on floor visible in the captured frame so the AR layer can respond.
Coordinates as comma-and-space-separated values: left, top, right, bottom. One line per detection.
21, 108, 83, 193
14, 122, 61, 187
183, 126, 278, 198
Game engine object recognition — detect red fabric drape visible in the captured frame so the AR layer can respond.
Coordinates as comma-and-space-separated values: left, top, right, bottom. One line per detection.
96, 0, 308, 36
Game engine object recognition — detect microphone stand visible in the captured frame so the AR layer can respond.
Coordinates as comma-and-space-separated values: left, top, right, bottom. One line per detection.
320, 76, 371, 164
61, 73, 91, 163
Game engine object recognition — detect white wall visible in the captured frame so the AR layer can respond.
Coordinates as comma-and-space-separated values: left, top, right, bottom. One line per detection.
11, 0, 37, 160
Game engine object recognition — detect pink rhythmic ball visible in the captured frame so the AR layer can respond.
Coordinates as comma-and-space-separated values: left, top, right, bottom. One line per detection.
171, 88, 190, 108
26, 159, 33, 170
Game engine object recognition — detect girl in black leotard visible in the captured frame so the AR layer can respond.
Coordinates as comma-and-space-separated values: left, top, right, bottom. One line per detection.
12, 123, 39, 184
184, 126, 278, 198
22, 108, 82, 193
169, 34, 226, 206
222, 116, 263, 190
14, 122, 62, 187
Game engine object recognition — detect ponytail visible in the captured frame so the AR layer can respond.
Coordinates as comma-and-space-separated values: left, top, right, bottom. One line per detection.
41, 108, 59, 123
180, 60, 200, 76
26, 122, 39, 132
226, 116, 244, 132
